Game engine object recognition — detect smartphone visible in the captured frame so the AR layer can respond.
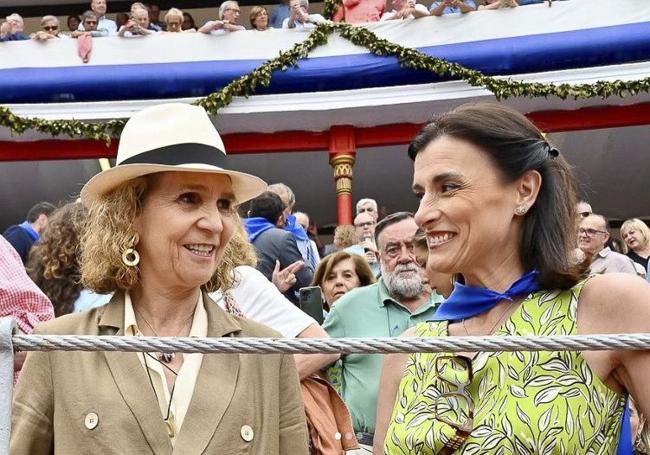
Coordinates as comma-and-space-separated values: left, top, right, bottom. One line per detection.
298, 286, 324, 325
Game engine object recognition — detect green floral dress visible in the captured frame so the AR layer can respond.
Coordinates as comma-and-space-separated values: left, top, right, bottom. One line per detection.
384, 283, 626, 454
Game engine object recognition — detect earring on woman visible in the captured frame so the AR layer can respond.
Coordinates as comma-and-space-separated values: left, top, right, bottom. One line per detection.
122, 233, 140, 267
515, 206, 527, 216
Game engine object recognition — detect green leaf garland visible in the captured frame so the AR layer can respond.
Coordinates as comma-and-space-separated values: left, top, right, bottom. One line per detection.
2, 22, 649, 143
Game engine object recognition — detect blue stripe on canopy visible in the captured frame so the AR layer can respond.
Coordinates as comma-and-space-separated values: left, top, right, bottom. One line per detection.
1, 22, 649, 104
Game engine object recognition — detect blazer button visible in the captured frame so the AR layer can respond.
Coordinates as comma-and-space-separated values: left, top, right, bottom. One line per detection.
240, 425, 254, 442
84, 412, 99, 430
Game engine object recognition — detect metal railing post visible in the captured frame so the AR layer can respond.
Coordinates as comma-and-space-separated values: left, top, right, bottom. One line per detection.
0, 317, 16, 455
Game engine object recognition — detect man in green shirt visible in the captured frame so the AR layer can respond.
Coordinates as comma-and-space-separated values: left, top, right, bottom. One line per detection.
323, 212, 442, 450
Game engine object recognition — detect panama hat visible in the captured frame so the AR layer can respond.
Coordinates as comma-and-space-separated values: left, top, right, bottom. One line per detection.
80, 103, 267, 206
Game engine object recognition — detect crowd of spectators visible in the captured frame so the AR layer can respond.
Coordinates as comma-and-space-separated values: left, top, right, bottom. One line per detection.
0, 0, 562, 42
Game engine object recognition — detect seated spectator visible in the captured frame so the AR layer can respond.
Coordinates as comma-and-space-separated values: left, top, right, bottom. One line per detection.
77, 0, 117, 35
148, 3, 166, 30
32, 16, 70, 41
282, 0, 327, 29
478, 0, 518, 9
271, 0, 290, 28
130, 2, 162, 31
312, 251, 376, 310
578, 213, 639, 275
199, 0, 246, 34
1, 14, 30, 42
430, 0, 476, 16
72, 11, 107, 38
250, 6, 271, 30
381, 0, 429, 21
115, 12, 129, 29
332, 0, 386, 24
27, 202, 109, 316
67, 15, 81, 32
182, 11, 197, 30
621, 218, 650, 271
164, 8, 191, 32
118, 8, 156, 37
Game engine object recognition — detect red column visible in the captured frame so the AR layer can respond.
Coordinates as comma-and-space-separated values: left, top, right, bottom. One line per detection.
328, 125, 356, 226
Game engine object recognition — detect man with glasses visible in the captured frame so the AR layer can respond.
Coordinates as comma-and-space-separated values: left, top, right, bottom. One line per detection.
346, 212, 380, 276
578, 213, 637, 275
72, 11, 107, 37
323, 212, 443, 452
77, 0, 117, 35
199, 0, 245, 34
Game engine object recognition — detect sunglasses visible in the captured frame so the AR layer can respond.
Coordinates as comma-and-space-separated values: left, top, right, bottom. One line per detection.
432, 355, 474, 453
43, 25, 58, 31
85, 20, 98, 25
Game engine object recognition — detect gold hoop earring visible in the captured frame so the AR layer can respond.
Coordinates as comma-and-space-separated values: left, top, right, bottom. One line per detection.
122, 248, 140, 267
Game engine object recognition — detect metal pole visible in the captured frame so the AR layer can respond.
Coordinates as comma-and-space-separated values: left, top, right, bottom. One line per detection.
0, 317, 16, 454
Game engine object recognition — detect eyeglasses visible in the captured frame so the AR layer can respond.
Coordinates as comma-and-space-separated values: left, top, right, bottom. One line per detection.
354, 221, 374, 229
225, 8, 241, 13
433, 355, 474, 453
43, 25, 58, 31
383, 241, 415, 259
578, 227, 607, 237
85, 20, 98, 25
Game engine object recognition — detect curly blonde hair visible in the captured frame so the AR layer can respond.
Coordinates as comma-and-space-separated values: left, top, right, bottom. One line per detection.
28, 201, 87, 316
80, 175, 236, 294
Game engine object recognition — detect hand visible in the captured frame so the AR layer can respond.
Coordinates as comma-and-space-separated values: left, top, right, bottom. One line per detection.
272, 260, 305, 293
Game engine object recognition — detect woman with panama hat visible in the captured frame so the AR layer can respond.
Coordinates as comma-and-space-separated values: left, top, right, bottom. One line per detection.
11, 103, 309, 454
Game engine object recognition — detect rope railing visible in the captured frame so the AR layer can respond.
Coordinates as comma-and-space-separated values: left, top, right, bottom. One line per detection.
11, 333, 650, 355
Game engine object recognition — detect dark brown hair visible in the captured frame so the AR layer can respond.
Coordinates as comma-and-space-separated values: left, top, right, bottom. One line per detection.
408, 102, 583, 290
311, 251, 376, 309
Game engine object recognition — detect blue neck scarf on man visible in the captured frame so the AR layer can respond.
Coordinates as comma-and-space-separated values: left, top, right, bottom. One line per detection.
243, 217, 275, 242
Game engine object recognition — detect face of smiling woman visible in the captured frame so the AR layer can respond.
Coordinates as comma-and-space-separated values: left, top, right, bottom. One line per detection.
412, 135, 526, 282
133, 172, 236, 292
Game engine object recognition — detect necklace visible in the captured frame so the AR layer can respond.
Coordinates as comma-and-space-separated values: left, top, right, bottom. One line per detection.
142, 351, 179, 437
462, 298, 517, 337
135, 308, 194, 363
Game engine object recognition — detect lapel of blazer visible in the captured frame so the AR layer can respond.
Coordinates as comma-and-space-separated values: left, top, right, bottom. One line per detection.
98, 292, 173, 455
172, 292, 242, 454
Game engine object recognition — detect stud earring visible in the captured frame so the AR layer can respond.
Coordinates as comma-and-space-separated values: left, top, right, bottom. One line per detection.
515, 207, 527, 216
121, 234, 140, 267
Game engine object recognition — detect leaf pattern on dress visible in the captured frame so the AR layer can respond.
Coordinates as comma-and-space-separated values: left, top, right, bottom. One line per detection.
384, 281, 626, 454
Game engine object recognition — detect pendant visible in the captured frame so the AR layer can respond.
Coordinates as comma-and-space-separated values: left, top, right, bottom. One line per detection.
166, 420, 175, 438
159, 352, 175, 363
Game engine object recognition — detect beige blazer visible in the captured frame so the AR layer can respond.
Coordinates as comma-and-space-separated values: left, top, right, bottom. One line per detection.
12, 292, 309, 454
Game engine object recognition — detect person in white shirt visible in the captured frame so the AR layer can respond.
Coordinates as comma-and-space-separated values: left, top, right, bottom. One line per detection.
199, 0, 246, 34
77, 0, 117, 35
282, 0, 327, 29
381, 0, 429, 21
211, 221, 338, 378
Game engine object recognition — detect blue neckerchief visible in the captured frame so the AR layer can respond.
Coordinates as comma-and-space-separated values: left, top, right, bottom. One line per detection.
284, 214, 308, 241
617, 396, 632, 455
19, 221, 40, 242
243, 217, 275, 242
431, 270, 541, 321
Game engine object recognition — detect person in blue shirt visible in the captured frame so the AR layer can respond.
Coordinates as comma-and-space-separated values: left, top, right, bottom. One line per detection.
2, 202, 56, 264
0, 13, 30, 41
430, 0, 476, 15
271, 0, 291, 28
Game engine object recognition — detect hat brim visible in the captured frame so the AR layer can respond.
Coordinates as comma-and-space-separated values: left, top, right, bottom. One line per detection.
80, 163, 267, 207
